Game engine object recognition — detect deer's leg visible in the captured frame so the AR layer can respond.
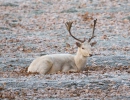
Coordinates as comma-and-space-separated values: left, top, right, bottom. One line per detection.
62, 65, 78, 73
38, 60, 53, 74
62, 65, 71, 72
68, 68, 78, 73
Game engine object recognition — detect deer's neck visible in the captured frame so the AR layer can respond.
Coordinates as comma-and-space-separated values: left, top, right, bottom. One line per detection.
74, 48, 87, 71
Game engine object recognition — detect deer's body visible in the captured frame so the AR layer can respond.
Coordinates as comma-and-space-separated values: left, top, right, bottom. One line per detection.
27, 19, 97, 74
28, 42, 91, 74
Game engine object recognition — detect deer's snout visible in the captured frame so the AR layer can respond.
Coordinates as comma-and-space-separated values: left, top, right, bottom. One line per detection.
89, 54, 93, 57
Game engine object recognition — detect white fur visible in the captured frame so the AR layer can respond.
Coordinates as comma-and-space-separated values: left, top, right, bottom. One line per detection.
27, 42, 92, 74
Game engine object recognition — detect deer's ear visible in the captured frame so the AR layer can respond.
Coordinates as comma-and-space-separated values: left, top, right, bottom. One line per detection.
76, 42, 81, 47
90, 41, 97, 46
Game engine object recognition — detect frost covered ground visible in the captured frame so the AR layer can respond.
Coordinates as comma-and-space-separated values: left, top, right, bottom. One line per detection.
0, 0, 130, 99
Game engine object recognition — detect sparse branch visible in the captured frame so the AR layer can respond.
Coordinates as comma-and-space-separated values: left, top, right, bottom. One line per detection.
88, 19, 97, 42
65, 22, 86, 43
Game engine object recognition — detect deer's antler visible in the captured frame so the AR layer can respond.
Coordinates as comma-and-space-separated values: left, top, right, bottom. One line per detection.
65, 21, 86, 43
88, 19, 97, 42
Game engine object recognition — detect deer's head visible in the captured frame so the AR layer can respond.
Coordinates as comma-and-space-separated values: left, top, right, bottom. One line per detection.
65, 19, 97, 57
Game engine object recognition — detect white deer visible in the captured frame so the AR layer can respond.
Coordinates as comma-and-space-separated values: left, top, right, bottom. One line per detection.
27, 19, 97, 74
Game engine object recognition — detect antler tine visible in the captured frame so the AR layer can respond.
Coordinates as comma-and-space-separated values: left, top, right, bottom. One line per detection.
88, 19, 97, 43
65, 21, 86, 43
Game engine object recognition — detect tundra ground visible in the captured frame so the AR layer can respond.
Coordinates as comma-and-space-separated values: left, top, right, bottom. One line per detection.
0, 0, 130, 99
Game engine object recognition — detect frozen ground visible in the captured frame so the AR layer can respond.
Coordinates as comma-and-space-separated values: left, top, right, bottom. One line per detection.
0, 0, 130, 99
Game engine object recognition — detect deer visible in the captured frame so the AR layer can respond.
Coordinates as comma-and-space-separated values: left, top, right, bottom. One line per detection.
27, 19, 97, 74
